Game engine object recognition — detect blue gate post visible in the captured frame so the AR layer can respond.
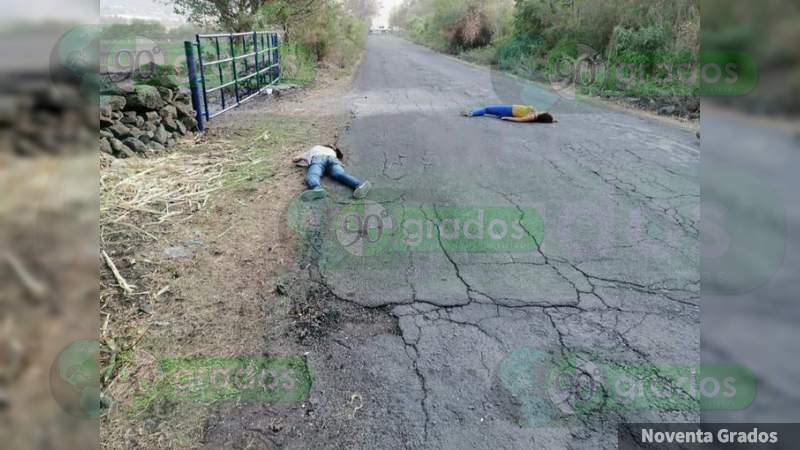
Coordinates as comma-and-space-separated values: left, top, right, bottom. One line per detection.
214, 36, 226, 110
195, 35, 211, 122
183, 41, 206, 132
252, 32, 260, 90
264, 33, 272, 84
228, 34, 241, 104
272, 33, 281, 82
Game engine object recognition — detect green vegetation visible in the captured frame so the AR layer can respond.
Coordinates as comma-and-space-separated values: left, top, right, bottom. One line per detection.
99, 19, 203, 41
127, 356, 312, 418
260, 0, 369, 83
391, 0, 699, 99
224, 115, 312, 188
279, 42, 318, 85
702, 0, 800, 113
391, 0, 515, 54
98, 0, 375, 90
161, 0, 376, 85
99, 21, 201, 92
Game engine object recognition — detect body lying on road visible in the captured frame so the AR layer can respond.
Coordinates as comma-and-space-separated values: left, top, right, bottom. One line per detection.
292, 145, 372, 201
464, 104, 556, 123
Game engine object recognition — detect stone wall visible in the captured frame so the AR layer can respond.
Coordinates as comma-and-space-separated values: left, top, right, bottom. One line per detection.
0, 77, 94, 156
99, 85, 199, 158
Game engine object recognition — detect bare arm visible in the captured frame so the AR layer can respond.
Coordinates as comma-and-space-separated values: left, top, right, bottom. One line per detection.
292, 150, 310, 165
501, 115, 535, 123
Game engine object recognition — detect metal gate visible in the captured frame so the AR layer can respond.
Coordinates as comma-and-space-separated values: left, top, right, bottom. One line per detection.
184, 31, 281, 131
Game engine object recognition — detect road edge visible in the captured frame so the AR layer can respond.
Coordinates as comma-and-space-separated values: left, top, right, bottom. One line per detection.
391, 34, 699, 133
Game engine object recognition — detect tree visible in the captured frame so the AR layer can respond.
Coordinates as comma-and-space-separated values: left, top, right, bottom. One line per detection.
168, 0, 254, 31
168, 0, 378, 34
100, 20, 168, 41
257, 0, 324, 37
168, 0, 320, 32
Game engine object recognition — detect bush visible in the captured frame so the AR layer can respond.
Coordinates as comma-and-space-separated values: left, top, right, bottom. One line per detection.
495, 34, 544, 75
460, 44, 499, 66
609, 25, 671, 70
270, 1, 368, 68
394, 0, 510, 54
256, 0, 370, 84
392, 0, 699, 100
576, 24, 697, 99
134, 62, 180, 90
279, 42, 317, 85
445, 6, 493, 51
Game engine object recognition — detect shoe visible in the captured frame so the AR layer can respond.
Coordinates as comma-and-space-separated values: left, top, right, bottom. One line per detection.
353, 181, 372, 199
461, 110, 473, 117
301, 187, 327, 202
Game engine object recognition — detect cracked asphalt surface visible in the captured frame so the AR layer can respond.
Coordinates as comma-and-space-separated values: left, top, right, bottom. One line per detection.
295, 36, 700, 449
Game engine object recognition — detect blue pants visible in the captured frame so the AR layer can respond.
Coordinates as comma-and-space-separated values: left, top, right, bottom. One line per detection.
469, 105, 514, 117
306, 155, 362, 190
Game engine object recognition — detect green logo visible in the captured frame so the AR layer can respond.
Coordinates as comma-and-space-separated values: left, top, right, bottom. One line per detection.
335, 201, 396, 256
129, 356, 313, 409
286, 187, 544, 262
699, 51, 758, 96
534, 45, 756, 99
50, 26, 102, 98
499, 347, 756, 427
333, 203, 543, 256
49, 339, 112, 419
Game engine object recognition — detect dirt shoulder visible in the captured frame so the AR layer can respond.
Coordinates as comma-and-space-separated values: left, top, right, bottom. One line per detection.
99, 66, 358, 449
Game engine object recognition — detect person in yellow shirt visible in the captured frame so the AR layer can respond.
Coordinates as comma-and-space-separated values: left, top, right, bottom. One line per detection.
464, 104, 556, 123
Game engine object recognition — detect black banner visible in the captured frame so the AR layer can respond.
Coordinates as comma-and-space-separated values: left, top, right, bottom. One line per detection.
619, 424, 800, 449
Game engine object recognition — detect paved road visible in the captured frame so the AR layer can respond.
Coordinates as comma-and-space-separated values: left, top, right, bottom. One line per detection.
299, 36, 700, 449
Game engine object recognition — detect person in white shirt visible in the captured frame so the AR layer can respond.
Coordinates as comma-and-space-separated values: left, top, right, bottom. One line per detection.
292, 145, 372, 200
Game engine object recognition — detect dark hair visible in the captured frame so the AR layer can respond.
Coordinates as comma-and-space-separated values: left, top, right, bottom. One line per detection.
534, 112, 555, 124
328, 144, 344, 160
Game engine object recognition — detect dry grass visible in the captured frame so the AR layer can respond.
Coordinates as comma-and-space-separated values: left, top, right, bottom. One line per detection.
99, 134, 276, 244
98, 139, 265, 390
101, 147, 227, 243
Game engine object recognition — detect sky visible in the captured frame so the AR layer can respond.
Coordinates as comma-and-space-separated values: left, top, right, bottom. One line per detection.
0, 0, 404, 28
101, 0, 185, 24
2, 0, 99, 23
375, 0, 404, 27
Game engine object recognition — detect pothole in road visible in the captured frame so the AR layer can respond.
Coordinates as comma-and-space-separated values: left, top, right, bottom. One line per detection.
277, 274, 400, 346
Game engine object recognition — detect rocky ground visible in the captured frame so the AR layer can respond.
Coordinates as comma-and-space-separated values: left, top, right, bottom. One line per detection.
0, 74, 95, 156
0, 71, 99, 449
610, 95, 700, 121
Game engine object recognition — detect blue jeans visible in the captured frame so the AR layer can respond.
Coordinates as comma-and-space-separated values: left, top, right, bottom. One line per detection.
306, 155, 362, 190
470, 105, 514, 117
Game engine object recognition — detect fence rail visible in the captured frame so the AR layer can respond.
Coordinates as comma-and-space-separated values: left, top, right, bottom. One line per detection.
184, 31, 281, 131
